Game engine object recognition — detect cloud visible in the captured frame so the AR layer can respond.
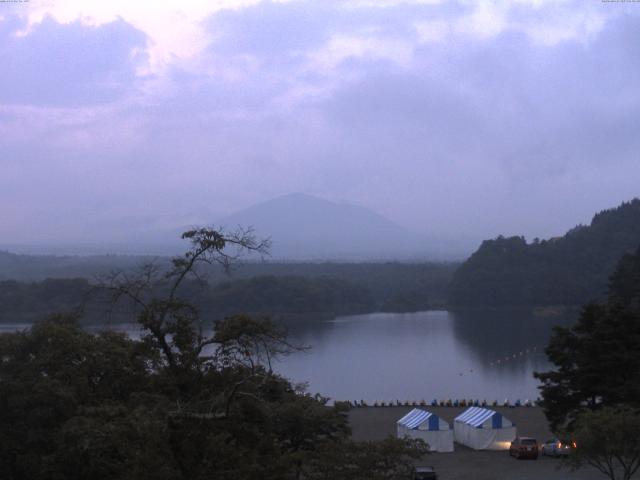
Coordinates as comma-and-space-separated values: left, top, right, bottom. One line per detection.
19, 0, 300, 76
307, 32, 414, 72
1, 0, 640, 251
0, 14, 146, 106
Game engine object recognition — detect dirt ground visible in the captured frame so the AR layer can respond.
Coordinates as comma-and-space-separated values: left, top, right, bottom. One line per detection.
348, 406, 608, 480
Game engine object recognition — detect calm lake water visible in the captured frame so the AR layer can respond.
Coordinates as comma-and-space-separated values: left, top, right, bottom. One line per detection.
0, 309, 574, 403
276, 309, 575, 403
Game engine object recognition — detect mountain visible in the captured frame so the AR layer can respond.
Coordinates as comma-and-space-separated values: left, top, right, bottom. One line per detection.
449, 198, 640, 306
218, 193, 436, 260
0, 194, 464, 261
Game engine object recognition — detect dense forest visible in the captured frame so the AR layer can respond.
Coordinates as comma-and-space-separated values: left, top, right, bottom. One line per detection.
535, 245, 640, 429
5, 198, 640, 314
449, 199, 640, 306
0, 276, 369, 323
531, 246, 640, 479
0, 254, 455, 308
0, 278, 95, 323
0, 229, 427, 480
0, 261, 456, 323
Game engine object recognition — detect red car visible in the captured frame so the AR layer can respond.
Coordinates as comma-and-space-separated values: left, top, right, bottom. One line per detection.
509, 437, 539, 459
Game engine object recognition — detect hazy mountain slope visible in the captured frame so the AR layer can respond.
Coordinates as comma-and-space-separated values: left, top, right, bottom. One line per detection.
220, 193, 431, 260
449, 198, 640, 306
0, 250, 151, 281
1, 194, 466, 260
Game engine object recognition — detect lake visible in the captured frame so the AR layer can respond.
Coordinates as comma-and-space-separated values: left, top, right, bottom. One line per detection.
275, 309, 574, 403
0, 308, 574, 403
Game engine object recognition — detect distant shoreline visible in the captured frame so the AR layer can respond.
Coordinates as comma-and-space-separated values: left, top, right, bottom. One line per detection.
0, 305, 581, 327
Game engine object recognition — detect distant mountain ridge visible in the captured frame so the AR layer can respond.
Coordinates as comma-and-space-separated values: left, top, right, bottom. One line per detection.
219, 193, 438, 260
449, 198, 640, 306
1, 194, 466, 260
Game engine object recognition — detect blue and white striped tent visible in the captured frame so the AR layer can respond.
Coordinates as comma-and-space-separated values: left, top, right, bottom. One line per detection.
397, 408, 454, 452
454, 407, 516, 450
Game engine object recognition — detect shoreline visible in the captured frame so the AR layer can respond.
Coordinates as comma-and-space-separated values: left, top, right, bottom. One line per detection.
347, 406, 603, 479
348, 405, 553, 443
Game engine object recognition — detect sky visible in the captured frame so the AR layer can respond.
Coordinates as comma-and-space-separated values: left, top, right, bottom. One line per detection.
1, 0, 639, 253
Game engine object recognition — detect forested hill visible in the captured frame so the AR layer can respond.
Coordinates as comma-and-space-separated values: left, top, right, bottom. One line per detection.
0, 255, 455, 320
449, 199, 640, 307
0, 276, 374, 323
0, 263, 456, 323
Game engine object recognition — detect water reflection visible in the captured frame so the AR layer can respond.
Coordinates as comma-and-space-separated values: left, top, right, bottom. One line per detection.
0, 309, 574, 403
450, 308, 576, 375
276, 310, 575, 402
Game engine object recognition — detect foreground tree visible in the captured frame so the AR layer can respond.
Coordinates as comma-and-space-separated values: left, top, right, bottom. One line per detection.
564, 407, 640, 480
0, 315, 161, 480
535, 246, 640, 430
303, 437, 429, 480
0, 227, 427, 480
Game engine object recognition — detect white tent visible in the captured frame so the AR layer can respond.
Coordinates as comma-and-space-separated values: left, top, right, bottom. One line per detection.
453, 407, 516, 450
396, 408, 454, 452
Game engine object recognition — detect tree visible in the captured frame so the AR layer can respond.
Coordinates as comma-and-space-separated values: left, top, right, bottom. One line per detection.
608, 249, 640, 313
0, 314, 159, 480
102, 227, 271, 395
0, 227, 428, 480
449, 199, 640, 307
302, 437, 429, 480
564, 407, 640, 480
535, 246, 640, 430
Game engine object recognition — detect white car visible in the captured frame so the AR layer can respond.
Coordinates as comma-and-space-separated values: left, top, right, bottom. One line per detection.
541, 438, 572, 457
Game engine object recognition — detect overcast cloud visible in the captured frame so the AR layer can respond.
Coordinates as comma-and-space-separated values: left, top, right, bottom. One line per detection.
1, 0, 639, 251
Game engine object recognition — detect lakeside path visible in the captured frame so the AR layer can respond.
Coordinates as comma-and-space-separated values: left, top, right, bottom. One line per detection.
349, 406, 606, 480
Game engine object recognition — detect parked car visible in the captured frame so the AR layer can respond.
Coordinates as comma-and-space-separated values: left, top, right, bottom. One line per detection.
414, 465, 437, 479
509, 437, 539, 459
541, 438, 574, 457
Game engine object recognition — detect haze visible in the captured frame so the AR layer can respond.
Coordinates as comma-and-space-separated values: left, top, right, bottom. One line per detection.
1, 0, 639, 256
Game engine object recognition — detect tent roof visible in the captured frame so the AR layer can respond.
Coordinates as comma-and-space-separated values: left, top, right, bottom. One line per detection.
397, 408, 436, 429
455, 407, 502, 427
